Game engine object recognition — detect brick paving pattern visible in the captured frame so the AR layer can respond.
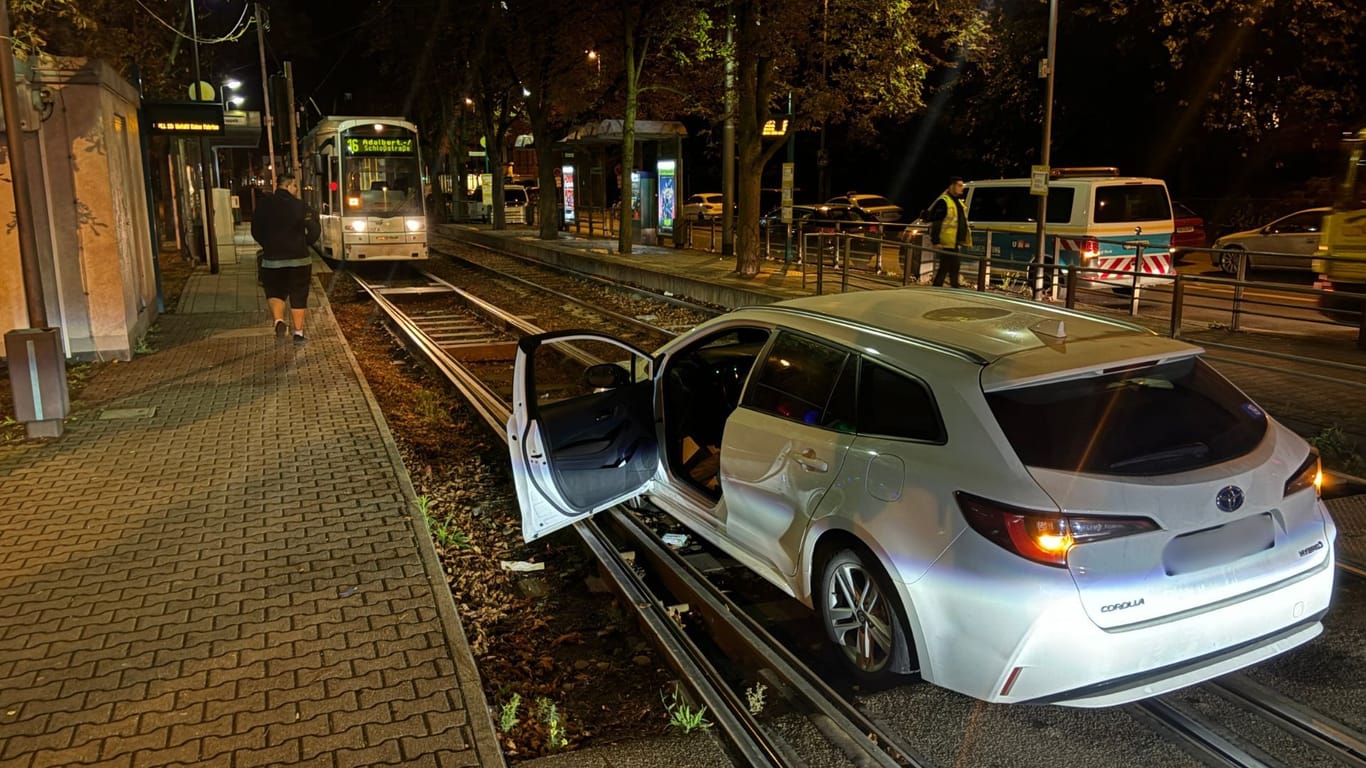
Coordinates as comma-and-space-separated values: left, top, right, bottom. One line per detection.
0, 261, 502, 767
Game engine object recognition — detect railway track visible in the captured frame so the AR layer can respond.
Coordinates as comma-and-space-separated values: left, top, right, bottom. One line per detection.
348, 258, 1365, 768
1132, 673, 1366, 768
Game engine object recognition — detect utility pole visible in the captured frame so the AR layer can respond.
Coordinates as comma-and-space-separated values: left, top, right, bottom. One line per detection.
189, 0, 220, 274
721, 2, 735, 257
1, 0, 70, 438
256, 3, 277, 187
284, 61, 299, 175
1032, 0, 1059, 301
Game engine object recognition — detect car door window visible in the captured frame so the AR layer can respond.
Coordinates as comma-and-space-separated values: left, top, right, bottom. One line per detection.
857, 360, 945, 443
1271, 212, 1323, 234
743, 332, 852, 427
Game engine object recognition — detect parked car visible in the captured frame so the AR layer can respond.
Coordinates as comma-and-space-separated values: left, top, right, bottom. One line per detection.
682, 193, 726, 221
802, 204, 886, 260
1171, 201, 1208, 260
508, 289, 1335, 706
826, 192, 904, 223
1212, 208, 1330, 274
758, 204, 821, 239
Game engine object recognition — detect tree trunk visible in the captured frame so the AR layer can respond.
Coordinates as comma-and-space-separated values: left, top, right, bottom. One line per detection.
618, 12, 638, 255
733, 17, 762, 276
529, 101, 558, 240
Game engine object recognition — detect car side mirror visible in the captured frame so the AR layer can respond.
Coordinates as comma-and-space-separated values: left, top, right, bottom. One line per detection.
584, 363, 631, 390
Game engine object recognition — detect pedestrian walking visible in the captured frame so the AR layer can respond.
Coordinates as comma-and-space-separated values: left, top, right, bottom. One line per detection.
252, 174, 320, 344
926, 176, 971, 288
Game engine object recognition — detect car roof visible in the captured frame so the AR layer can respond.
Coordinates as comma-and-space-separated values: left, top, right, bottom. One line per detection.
762, 289, 1199, 390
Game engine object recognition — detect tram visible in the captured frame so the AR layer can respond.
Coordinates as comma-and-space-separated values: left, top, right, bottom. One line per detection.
300, 116, 429, 262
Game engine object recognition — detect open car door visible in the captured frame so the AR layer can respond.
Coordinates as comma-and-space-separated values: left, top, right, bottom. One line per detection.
507, 331, 657, 542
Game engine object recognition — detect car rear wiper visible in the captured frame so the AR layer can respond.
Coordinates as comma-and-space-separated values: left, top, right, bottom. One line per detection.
1109, 442, 1208, 470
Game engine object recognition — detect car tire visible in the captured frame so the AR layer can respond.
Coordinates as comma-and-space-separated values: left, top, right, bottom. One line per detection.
817, 547, 914, 684
1217, 246, 1245, 275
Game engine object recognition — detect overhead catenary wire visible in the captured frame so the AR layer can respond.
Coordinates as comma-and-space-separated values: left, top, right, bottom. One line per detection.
134, 0, 254, 45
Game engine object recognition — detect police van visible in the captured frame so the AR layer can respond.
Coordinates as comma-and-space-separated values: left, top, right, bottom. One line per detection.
964, 168, 1176, 288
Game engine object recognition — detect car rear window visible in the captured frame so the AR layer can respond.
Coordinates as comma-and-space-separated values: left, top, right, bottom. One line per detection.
1094, 184, 1171, 223
858, 196, 893, 207
968, 186, 1074, 223
986, 357, 1267, 475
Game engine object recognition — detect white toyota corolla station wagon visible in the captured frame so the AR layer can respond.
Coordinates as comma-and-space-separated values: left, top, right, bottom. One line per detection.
507, 288, 1336, 707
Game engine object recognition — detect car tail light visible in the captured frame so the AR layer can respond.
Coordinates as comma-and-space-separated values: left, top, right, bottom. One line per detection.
1284, 451, 1323, 498
956, 492, 1158, 568
868, 223, 880, 234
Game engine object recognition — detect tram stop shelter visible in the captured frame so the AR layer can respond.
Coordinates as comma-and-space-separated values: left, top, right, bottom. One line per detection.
558, 119, 686, 246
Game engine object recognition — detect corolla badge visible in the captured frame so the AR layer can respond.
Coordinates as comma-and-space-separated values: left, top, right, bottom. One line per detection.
1215, 485, 1245, 513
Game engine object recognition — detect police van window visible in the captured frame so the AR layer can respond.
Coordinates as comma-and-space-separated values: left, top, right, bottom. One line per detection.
1094, 184, 1171, 223
857, 360, 944, 442
744, 332, 851, 428
969, 187, 1073, 223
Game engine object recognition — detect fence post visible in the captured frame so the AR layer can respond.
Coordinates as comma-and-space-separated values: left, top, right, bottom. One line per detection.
842, 237, 851, 293
1050, 237, 1062, 301
1065, 267, 1078, 309
1129, 243, 1143, 315
816, 243, 824, 295
901, 237, 910, 286
1170, 274, 1185, 338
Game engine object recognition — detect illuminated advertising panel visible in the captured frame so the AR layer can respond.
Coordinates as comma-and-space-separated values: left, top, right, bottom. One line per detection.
657, 160, 676, 234
562, 165, 576, 223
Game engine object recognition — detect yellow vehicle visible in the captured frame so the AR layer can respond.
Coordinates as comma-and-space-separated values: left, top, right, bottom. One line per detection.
1315, 127, 1366, 320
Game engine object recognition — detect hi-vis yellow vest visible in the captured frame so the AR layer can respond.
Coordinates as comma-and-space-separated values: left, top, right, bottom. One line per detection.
935, 193, 972, 249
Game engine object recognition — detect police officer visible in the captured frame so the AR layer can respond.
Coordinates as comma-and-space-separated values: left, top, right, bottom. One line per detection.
927, 176, 971, 288
252, 174, 320, 343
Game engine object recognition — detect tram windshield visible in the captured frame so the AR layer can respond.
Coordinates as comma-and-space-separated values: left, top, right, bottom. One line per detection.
342, 126, 422, 216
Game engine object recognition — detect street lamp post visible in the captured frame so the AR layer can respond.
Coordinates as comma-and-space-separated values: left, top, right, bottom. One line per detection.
1032, 0, 1059, 301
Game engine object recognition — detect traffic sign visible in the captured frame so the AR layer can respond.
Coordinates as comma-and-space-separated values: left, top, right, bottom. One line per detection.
1030, 165, 1049, 196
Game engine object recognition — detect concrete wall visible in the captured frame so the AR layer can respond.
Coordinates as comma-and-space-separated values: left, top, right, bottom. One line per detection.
0, 57, 156, 361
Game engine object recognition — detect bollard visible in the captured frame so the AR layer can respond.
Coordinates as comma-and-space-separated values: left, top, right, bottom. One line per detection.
1129, 244, 1143, 315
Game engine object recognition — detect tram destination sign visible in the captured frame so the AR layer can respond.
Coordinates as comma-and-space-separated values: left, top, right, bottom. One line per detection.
144, 101, 225, 136
345, 136, 415, 156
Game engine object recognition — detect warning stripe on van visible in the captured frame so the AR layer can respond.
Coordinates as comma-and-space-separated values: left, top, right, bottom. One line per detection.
1091, 253, 1174, 282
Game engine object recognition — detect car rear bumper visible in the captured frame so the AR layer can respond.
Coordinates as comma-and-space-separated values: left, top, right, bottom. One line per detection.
906, 533, 1335, 707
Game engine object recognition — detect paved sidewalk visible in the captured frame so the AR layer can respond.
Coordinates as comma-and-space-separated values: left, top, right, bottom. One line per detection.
0, 250, 503, 767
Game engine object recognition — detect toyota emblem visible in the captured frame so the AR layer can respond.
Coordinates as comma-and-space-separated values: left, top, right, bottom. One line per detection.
1215, 485, 1245, 513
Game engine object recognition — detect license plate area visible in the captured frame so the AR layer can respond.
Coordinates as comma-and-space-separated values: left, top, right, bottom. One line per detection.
1163, 512, 1274, 576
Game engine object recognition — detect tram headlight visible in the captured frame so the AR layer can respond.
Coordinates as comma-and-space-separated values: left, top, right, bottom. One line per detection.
405, 218, 424, 232
346, 220, 367, 232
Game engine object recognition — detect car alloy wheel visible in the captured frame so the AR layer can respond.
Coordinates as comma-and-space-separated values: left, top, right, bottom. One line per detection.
818, 548, 910, 681
1217, 247, 1244, 275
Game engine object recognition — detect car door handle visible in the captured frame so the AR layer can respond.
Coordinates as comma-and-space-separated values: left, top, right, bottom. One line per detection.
792, 448, 828, 473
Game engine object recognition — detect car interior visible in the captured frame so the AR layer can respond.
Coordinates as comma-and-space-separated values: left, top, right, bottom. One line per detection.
661, 327, 771, 499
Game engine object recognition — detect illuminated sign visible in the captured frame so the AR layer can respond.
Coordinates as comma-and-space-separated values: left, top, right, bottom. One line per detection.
144, 101, 225, 136
762, 119, 789, 137
562, 165, 576, 222
344, 136, 415, 155
657, 160, 675, 234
